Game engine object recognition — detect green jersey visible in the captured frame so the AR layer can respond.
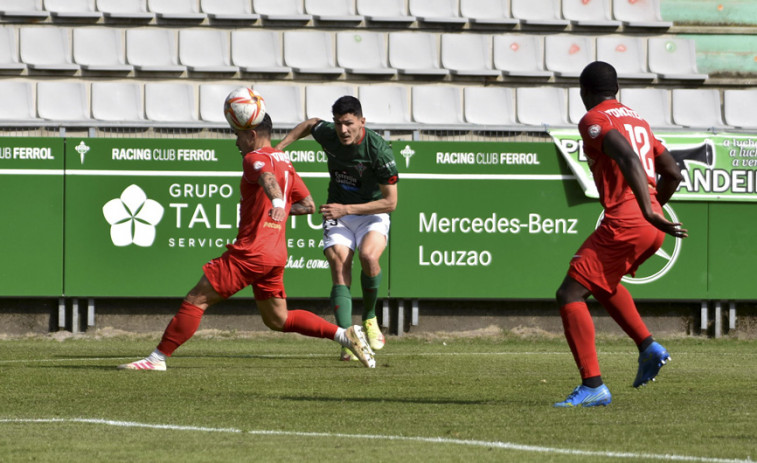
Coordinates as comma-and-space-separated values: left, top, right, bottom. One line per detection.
311, 121, 399, 205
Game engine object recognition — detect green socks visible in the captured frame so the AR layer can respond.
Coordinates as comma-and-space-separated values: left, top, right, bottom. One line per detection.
330, 284, 352, 329
361, 271, 381, 321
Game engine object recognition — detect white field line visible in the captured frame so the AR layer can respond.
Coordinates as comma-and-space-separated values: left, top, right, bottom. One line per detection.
0, 417, 750, 463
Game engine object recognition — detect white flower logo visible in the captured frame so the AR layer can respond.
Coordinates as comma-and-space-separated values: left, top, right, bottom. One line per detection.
102, 185, 165, 247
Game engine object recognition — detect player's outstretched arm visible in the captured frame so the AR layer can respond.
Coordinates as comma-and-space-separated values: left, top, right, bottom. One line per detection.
274, 118, 321, 151
603, 130, 687, 238
258, 172, 287, 222
654, 150, 684, 206
291, 195, 315, 216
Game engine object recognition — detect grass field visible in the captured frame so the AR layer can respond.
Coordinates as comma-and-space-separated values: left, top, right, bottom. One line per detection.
1, 330, 755, 462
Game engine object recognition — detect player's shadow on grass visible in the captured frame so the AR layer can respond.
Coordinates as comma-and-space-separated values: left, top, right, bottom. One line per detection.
281, 395, 492, 406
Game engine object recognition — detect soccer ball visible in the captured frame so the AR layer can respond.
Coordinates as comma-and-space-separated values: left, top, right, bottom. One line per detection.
223, 87, 266, 131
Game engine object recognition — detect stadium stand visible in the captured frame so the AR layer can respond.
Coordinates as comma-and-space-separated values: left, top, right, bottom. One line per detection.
648, 37, 708, 81
231, 30, 290, 75
126, 28, 186, 73
516, 87, 569, 127
336, 31, 396, 76
619, 88, 677, 128
596, 36, 655, 81
388, 32, 448, 77
0, 80, 35, 121
73, 28, 133, 73
200, 0, 258, 22
95, 0, 153, 20
493, 34, 553, 78
0, 0, 48, 20
723, 89, 757, 130
511, 0, 570, 27
0, 26, 25, 71
147, 0, 206, 21
283, 30, 344, 75
463, 86, 518, 127
19, 26, 79, 72
306, 84, 355, 119
305, 0, 362, 24
562, 0, 621, 29
252, 83, 304, 126
567, 87, 585, 124
253, 0, 311, 23
37, 81, 89, 121
144, 82, 197, 123
672, 88, 725, 129
45, 0, 101, 20
440, 33, 499, 77
91, 81, 144, 122
459, 0, 517, 26
355, 0, 414, 24
359, 85, 411, 126
545, 34, 596, 78
411, 85, 464, 126
178, 29, 238, 74
199, 83, 238, 124
613, 0, 672, 29
408, 0, 466, 26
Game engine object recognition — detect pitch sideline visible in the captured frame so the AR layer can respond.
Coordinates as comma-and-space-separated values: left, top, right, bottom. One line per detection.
0, 417, 750, 463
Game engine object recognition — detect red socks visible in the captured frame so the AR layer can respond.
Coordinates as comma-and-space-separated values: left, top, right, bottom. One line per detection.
282, 309, 338, 340
157, 301, 205, 357
593, 284, 651, 346
560, 301, 600, 379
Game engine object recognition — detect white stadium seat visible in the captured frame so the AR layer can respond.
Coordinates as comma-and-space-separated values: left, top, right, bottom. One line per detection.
37, 81, 90, 121
73, 28, 133, 72
388, 32, 448, 77
306, 84, 355, 120
44, 0, 101, 19
516, 87, 569, 127
0, 0, 48, 20
199, 84, 239, 124
96, 0, 153, 20
337, 31, 396, 76
619, 88, 676, 128
305, 0, 362, 24
200, 0, 259, 21
253, 0, 311, 22
126, 28, 186, 73
231, 30, 290, 74
648, 37, 708, 81
672, 89, 724, 129
91, 82, 145, 122
147, 0, 205, 20
283, 30, 344, 75
596, 36, 655, 81
0, 26, 26, 71
441, 33, 500, 77
0, 81, 36, 121
511, 0, 569, 27
724, 89, 757, 129
464, 87, 518, 126
460, 0, 517, 26
356, 0, 414, 24
562, 0, 620, 28
493, 34, 552, 78
359, 85, 410, 125
144, 83, 197, 123
179, 29, 238, 74
251, 84, 304, 126
409, 0, 466, 26
19, 26, 80, 72
412, 86, 464, 126
544, 35, 595, 78
612, 0, 671, 29
568, 87, 586, 124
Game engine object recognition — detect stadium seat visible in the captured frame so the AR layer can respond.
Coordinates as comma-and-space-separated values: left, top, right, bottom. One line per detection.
511, 0, 569, 27
358, 85, 410, 125
198, 83, 238, 124
355, 0, 414, 24
412, 86, 464, 126
672, 88, 724, 129
493, 34, 552, 78
179, 29, 238, 74
648, 37, 708, 81
336, 31, 396, 76
231, 30, 290, 74
724, 89, 757, 129
305, 0, 362, 24
619, 88, 676, 128
19, 27, 80, 72
562, 0, 620, 28
147, 0, 205, 20
0, 81, 36, 121
126, 28, 186, 73
516, 87, 569, 127
91, 82, 144, 122
545, 35, 595, 78
409, 0, 466, 26
612, 0, 671, 29
283, 30, 344, 75
200, 0, 259, 21
252, 84, 304, 126
37, 81, 90, 121
73, 28, 133, 72
306, 84, 355, 120
144, 82, 197, 123
463, 87, 518, 126
0, 0, 48, 20
441, 33, 499, 77
45, 0, 101, 19
459, 0, 517, 26
388, 32, 448, 77
0, 26, 26, 71
596, 36, 655, 81
96, 0, 153, 20
567, 87, 585, 124
253, 0, 311, 22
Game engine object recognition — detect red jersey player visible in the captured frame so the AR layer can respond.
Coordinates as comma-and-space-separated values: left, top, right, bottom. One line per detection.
118, 113, 376, 370
554, 62, 688, 407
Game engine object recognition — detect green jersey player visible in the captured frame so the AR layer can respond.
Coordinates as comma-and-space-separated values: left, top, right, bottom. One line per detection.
276, 96, 399, 361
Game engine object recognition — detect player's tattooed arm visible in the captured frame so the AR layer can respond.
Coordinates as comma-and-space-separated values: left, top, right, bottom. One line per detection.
258, 172, 286, 222
290, 195, 315, 216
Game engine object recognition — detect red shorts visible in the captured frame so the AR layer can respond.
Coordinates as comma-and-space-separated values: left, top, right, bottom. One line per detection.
568, 214, 664, 295
202, 251, 286, 301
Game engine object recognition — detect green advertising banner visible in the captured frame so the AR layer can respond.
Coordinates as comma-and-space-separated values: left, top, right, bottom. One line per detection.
64, 138, 350, 298
0, 138, 64, 296
551, 129, 757, 202
384, 141, 707, 299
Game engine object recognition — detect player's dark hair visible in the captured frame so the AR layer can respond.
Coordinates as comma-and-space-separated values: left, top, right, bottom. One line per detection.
253, 113, 272, 137
580, 61, 618, 97
331, 95, 363, 118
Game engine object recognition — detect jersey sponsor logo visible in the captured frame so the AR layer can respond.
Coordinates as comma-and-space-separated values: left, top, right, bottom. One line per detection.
253, 161, 265, 171
355, 161, 366, 177
588, 124, 601, 139
102, 184, 165, 247
263, 222, 282, 230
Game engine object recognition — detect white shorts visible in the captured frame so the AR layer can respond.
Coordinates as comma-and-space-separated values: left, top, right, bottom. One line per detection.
322, 213, 390, 251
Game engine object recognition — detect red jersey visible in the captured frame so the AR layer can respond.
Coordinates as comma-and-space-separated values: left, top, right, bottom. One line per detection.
579, 99, 666, 220
226, 146, 309, 266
